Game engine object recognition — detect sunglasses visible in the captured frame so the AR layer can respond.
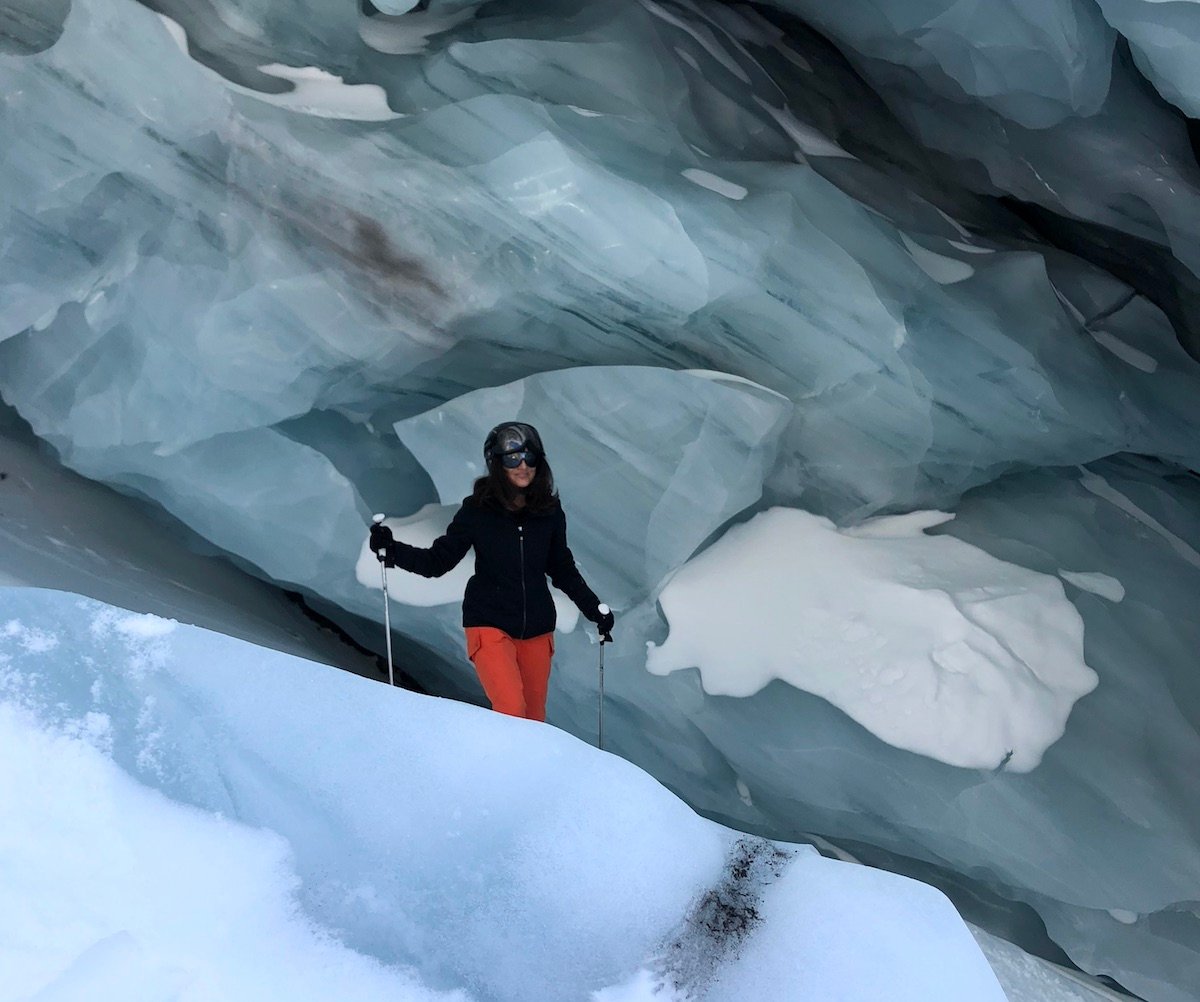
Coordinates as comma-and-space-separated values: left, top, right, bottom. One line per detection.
499, 450, 540, 469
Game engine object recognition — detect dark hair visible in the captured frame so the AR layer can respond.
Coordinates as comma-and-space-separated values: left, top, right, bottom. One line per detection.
471, 456, 558, 513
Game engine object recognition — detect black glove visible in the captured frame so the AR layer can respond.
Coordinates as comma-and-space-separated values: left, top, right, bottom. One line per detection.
369, 522, 395, 565
596, 607, 615, 643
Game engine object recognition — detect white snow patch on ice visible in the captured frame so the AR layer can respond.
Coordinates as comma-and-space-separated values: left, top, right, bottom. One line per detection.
948, 239, 996, 255
683, 369, 789, 401
900, 235, 975, 284
157, 11, 190, 53
113, 613, 178, 638
372, 0, 422, 12
1058, 571, 1125, 602
754, 98, 856, 159
356, 504, 471, 608
646, 508, 1098, 771
681, 169, 747, 200
360, 8, 476, 56
1, 620, 59, 653
256, 64, 402, 121
156, 14, 400, 120
1088, 330, 1159, 373
936, 207, 973, 239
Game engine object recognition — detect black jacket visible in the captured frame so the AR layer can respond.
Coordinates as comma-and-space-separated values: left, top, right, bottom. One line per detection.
383, 496, 602, 639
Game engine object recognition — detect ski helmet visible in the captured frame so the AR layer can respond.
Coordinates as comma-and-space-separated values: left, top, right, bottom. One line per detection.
484, 422, 545, 470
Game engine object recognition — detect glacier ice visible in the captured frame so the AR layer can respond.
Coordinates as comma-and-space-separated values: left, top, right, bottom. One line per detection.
392, 366, 792, 605
0, 0, 69, 56
0, 586, 1010, 1002
646, 506, 1098, 772
2, 0, 1200, 998
1093, 0, 1200, 119
772, 0, 1200, 355
0, 409, 382, 675
763, 0, 1118, 128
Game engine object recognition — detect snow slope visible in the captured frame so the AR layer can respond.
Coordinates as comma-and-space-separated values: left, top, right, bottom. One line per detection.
0, 586, 1011, 1001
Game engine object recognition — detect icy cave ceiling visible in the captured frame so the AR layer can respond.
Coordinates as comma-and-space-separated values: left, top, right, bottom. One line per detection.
2, 1, 1200, 1000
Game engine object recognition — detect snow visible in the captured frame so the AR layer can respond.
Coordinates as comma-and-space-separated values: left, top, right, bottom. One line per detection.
900, 234, 976, 284
0, 586, 1012, 1002
948, 239, 997, 255
753, 97, 857, 159
356, 504, 472, 607
159, 15, 402, 121
681, 169, 748, 200
0, 702, 458, 1002
372, 0, 424, 13
256, 64, 403, 122
704, 855, 1001, 1002
1058, 571, 1126, 602
647, 507, 1098, 771
5, 0, 1200, 992
111, 612, 178, 638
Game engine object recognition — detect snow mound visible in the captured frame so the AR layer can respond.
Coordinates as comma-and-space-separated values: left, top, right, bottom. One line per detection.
0, 586, 1007, 1002
647, 507, 1098, 771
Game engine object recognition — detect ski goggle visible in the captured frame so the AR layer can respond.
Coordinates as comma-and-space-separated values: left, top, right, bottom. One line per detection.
498, 450, 540, 469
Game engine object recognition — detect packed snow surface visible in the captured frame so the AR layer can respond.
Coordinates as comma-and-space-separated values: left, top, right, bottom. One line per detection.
0, 587, 1009, 1002
648, 507, 1099, 771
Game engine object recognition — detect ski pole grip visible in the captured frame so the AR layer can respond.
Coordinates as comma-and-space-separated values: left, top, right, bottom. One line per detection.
372, 514, 388, 558
597, 604, 612, 644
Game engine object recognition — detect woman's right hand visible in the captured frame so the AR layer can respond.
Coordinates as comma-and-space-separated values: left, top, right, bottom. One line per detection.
369, 522, 394, 561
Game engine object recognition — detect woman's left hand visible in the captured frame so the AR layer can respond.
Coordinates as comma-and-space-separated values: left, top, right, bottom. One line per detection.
597, 607, 615, 643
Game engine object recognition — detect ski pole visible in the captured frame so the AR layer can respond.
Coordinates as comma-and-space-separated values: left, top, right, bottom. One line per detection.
373, 514, 395, 688
597, 603, 609, 750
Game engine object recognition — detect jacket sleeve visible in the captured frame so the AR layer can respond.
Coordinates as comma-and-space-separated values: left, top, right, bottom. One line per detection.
546, 508, 602, 622
386, 504, 473, 578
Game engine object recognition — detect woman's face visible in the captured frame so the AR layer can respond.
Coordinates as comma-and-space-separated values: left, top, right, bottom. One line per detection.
504, 459, 536, 490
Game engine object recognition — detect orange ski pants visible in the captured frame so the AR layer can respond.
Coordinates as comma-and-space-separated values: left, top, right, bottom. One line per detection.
465, 626, 555, 721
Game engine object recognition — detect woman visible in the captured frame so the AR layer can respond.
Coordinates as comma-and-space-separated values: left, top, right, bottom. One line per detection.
369, 422, 615, 721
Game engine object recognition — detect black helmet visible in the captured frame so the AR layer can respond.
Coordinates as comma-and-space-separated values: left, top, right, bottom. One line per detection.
484, 422, 545, 470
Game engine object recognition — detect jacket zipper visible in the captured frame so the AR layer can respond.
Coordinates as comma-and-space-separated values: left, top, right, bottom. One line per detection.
518, 523, 527, 638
